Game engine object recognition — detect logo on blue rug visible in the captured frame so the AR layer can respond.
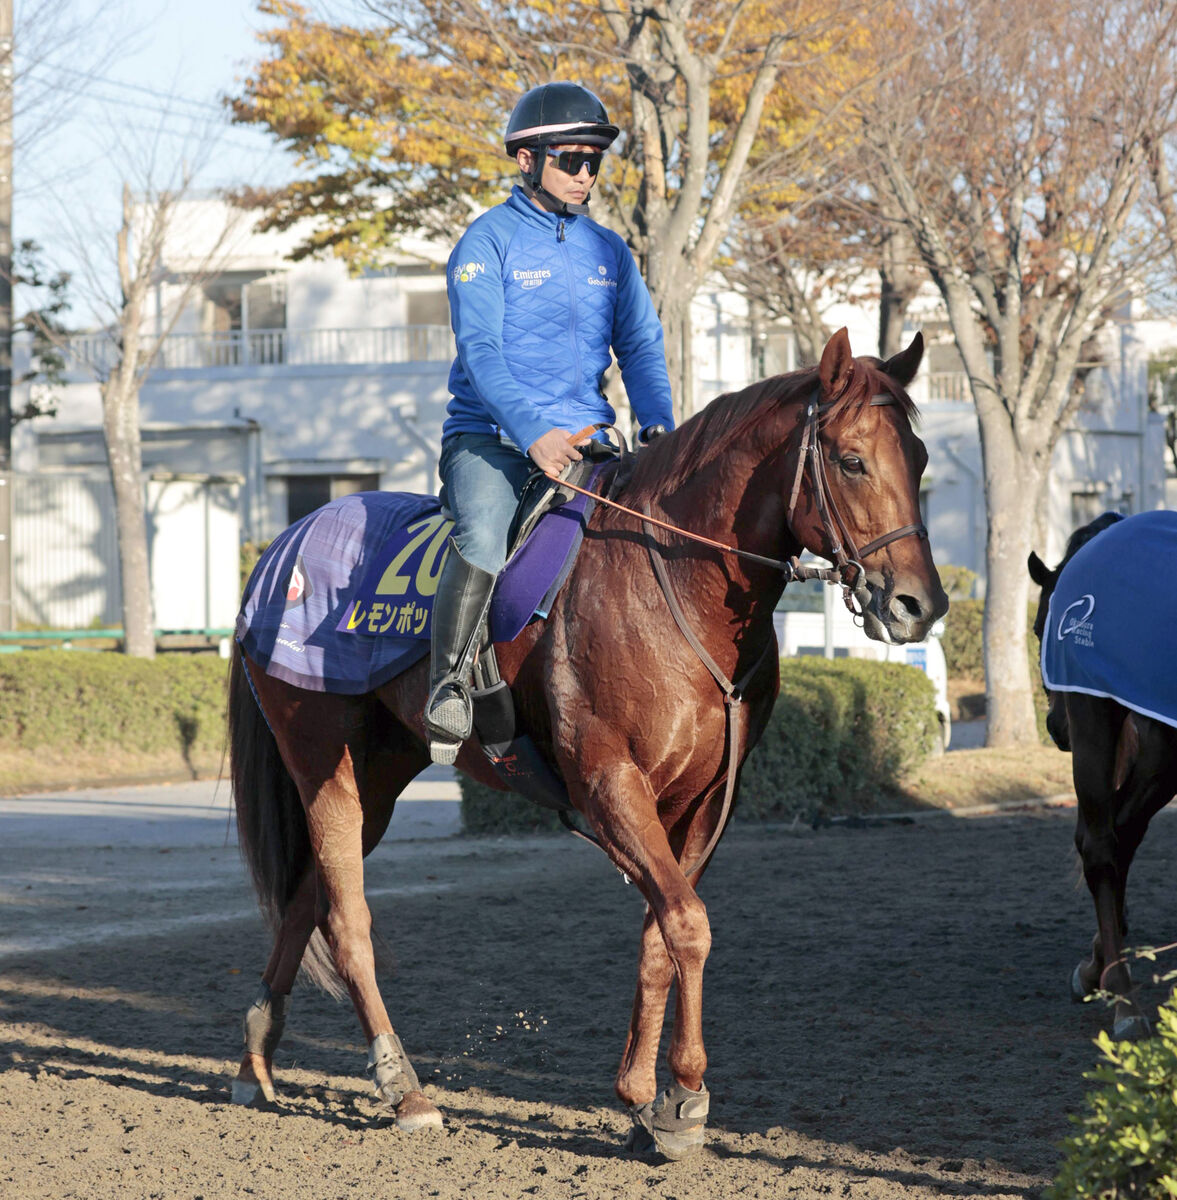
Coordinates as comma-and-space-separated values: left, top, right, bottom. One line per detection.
284, 556, 313, 610
1057, 594, 1096, 646
337, 513, 453, 638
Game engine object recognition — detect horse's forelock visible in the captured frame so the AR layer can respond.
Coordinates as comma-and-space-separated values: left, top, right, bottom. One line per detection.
820, 360, 920, 431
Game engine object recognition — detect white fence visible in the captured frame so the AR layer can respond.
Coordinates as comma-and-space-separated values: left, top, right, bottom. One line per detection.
10, 472, 241, 630
63, 325, 455, 374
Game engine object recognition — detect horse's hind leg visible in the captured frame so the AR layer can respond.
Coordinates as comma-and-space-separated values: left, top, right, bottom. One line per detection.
233, 868, 317, 1104
232, 666, 440, 1129
1071, 704, 1177, 1039
299, 740, 443, 1130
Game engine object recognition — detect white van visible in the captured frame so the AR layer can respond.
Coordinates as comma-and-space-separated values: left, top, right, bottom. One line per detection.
772, 581, 952, 752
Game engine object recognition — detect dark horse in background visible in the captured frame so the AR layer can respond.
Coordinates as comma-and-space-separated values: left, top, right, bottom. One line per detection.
227, 328, 948, 1158
1029, 510, 1177, 1040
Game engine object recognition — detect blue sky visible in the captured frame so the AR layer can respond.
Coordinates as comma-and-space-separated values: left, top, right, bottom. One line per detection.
15, 0, 294, 322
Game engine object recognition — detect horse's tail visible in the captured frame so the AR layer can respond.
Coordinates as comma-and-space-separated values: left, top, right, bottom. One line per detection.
228, 644, 347, 998
228, 642, 310, 929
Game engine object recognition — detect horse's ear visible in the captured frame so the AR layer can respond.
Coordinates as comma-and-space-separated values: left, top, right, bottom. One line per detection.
1027, 551, 1054, 588
882, 331, 924, 388
818, 327, 854, 398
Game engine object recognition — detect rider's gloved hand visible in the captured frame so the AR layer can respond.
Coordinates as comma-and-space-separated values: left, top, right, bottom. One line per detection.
639, 424, 668, 444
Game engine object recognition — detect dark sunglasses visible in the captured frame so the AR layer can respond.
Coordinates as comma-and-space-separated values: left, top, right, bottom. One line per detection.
545, 148, 603, 176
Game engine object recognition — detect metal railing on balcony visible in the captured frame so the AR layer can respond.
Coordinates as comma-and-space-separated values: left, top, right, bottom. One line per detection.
927, 371, 972, 402
64, 325, 455, 374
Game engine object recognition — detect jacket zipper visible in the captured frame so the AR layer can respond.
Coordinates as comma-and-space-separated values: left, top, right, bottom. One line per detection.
557, 219, 581, 394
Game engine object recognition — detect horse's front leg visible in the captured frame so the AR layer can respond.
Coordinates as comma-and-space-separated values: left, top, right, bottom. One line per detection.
581, 765, 712, 1160
617, 909, 674, 1103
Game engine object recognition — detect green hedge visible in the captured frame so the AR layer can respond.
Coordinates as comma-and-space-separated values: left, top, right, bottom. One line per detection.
940, 597, 985, 679
940, 599, 1052, 743
460, 657, 939, 832
0, 652, 229, 784
738, 658, 938, 820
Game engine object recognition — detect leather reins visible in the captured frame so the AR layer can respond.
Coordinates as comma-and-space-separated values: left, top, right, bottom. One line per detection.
546, 384, 930, 881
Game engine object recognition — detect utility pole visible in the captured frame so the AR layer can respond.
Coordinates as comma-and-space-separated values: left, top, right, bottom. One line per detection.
0, 0, 11, 632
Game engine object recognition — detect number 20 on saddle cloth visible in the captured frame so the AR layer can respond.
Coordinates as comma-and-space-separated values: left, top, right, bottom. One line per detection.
235, 468, 608, 807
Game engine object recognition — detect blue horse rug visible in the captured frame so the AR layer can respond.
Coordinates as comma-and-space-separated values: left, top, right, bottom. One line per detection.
1040, 509, 1177, 729
236, 479, 600, 694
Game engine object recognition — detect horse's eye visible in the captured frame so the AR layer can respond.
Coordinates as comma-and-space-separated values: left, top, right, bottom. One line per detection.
838, 455, 865, 475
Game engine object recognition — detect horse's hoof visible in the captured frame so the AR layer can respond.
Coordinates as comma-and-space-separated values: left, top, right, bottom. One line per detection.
395, 1090, 444, 1132
623, 1118, 660, 1160
625, 1083, 708, 1162
231, 1077, 276, 1105
233, 1053, 277, 1104
1112, 1014, 1152, 1041
1071, 963, 1095, 1001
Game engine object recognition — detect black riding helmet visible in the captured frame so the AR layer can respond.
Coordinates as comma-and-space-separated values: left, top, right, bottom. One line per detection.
505, 82, 619, 214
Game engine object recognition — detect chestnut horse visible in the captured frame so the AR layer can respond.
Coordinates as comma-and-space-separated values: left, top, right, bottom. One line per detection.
227, 327, 947, 1158
1029, 511, 1177, 1040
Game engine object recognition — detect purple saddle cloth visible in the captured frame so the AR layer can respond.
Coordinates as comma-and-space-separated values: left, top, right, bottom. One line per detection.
236, 478, 600, 694
1041, 509, 1177, 728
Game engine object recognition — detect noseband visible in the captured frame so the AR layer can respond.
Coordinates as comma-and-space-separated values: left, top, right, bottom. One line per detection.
786, 390, 928, 611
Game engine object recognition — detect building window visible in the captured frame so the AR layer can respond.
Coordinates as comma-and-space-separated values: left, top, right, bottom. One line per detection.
201, 273, 287, 365
1070, 489, 1107, 529
285, 473, 380, 525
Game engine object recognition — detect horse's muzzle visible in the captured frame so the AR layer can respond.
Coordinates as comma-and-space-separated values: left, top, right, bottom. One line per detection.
858, 575, 947, 645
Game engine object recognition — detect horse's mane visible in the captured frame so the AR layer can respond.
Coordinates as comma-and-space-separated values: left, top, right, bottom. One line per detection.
622, 356, 920, 505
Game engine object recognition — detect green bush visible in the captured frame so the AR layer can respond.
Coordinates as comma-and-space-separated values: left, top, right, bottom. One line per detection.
1049, 989, 1177, 1199
0, 651, 229, 760
941, 597, 984, 679
938, 563, 979, 600
460, 783, 566, 835
460, 657, 939, 832
738, 658, 938, 820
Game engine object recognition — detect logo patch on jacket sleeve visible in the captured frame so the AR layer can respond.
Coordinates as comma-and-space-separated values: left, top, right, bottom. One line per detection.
453, 261, 486, 284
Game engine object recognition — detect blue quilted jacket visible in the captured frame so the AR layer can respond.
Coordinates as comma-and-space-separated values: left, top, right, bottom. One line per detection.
443, 186, 675, 454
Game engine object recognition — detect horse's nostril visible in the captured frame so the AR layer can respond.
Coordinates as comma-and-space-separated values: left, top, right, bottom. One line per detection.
893, 593, 924, 621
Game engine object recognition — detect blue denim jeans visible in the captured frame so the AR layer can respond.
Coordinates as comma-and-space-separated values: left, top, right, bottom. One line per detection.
438, 431, 535, 574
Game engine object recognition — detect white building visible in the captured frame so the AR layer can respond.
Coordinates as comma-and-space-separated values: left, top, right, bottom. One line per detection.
8, 195, 1168, 625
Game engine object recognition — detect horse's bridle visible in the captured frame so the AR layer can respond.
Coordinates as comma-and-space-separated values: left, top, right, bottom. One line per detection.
786, 390, 929, 613
550, 387, 929, 614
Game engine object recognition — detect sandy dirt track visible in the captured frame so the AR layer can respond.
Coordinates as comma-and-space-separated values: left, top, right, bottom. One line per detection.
1, 793, 1175, 1200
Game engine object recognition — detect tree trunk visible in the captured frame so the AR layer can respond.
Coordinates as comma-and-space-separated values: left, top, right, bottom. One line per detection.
877, 222, 920, 358
878, 273, 913, 360
101, 373, 155, 659
978, 418, 1044, 746
656, 292, 695, 423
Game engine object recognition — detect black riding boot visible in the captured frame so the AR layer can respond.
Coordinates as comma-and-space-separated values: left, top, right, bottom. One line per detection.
423, 540, 496, 765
